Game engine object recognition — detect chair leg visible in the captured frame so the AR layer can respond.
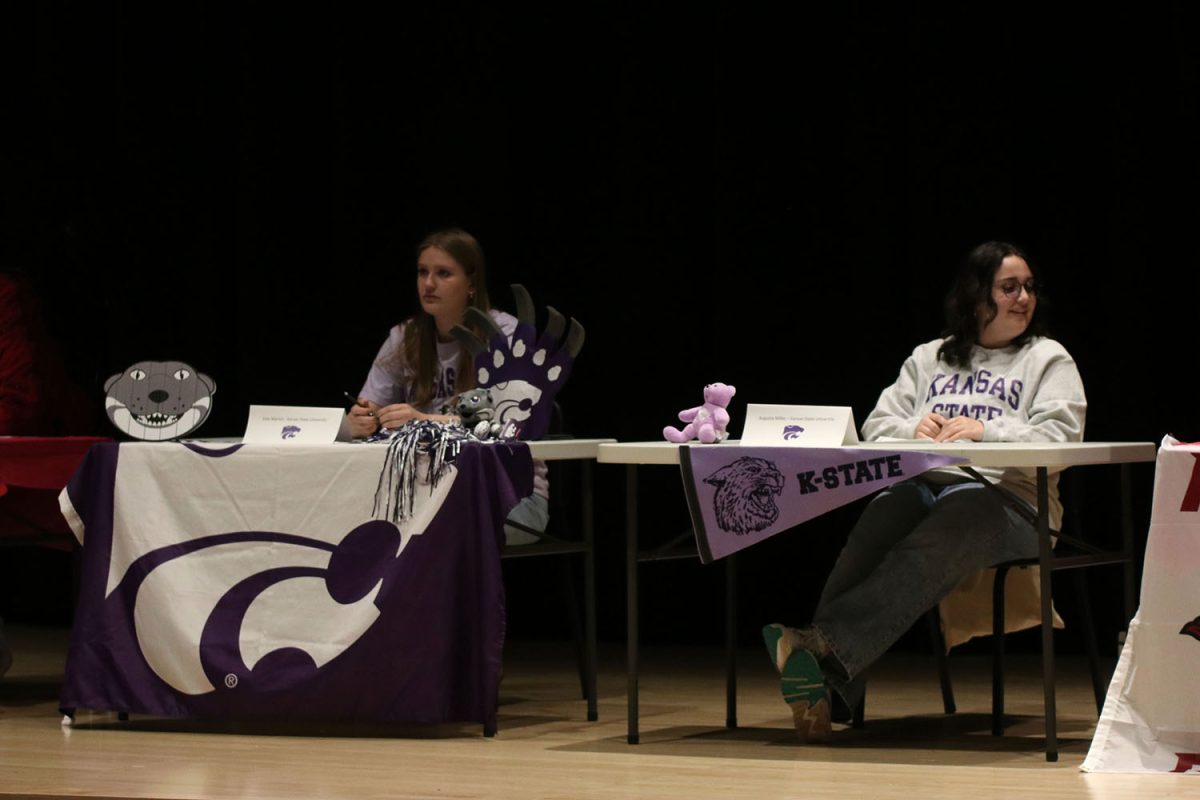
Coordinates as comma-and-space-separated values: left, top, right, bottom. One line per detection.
992, 565, 1010, 736
1073, 570, 1106, 714
926, 607, 956, 715
854, 604, 952, 731
852, 695, 865, 728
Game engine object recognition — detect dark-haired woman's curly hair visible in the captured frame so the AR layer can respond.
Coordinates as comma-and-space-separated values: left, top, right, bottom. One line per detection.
937, 241, 1047, 368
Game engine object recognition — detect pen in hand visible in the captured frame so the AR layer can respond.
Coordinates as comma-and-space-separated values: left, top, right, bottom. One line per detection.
344, 391, 375, 416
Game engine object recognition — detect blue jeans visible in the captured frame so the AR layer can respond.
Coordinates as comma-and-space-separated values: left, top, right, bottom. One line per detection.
812, 478, 1038, 709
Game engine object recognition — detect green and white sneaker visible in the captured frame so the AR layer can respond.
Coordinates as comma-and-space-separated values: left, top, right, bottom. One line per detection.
762, 624, 832, 742
761, 623, 828, 673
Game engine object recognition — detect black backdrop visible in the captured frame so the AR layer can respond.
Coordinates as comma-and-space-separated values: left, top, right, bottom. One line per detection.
6, 4, 1197, 655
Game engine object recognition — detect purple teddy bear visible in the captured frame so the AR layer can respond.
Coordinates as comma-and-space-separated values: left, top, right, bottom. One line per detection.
663, 382, 736, 444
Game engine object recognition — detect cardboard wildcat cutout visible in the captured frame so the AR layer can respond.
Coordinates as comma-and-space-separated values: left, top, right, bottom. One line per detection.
104, 360, 215, 440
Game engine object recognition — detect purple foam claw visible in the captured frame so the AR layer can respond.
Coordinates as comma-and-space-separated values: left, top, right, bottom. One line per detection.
564, 317, 585, 358
450, 324, 488, 358
452, 307, 509, 358
545, 307, 585, 357
468, 285, 585, 441
545, 306, 566, 342
512, 284, 536, 327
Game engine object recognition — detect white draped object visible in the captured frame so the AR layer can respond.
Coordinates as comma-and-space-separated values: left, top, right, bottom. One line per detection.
1083, 436, 1200, 773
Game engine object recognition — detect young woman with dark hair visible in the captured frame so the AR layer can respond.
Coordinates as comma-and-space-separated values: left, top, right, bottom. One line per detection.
763, 241, 1086, 742
347, 228, 499, 434
938, 240, 1047, 368
346, 227, 548, 542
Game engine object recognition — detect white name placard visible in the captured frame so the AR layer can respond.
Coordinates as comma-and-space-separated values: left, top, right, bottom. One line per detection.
740, 404, 860, 447
243, 406, 347, 444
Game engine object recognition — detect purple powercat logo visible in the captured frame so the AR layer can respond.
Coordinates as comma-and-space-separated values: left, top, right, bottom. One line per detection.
281, 425, 301, 439
783, 425, 805, 440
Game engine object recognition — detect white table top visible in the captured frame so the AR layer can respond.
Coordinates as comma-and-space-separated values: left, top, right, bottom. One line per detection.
596, 440, 1158, 469
173, 437, 615, 461
526, 438, 616, 460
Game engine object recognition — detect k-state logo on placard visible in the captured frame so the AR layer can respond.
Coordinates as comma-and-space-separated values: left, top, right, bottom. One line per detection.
782, 425, 805, 440
281, 425, 301, 439
703, 456, 785, 535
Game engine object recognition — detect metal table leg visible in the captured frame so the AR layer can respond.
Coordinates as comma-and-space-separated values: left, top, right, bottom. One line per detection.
1036, 466, 1059, 762
626, 464, 640, 744
583, 459, 598, 722
725, 553, 737, 729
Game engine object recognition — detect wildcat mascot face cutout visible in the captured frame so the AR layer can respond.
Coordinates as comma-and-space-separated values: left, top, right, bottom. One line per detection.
105, 360, 216, 440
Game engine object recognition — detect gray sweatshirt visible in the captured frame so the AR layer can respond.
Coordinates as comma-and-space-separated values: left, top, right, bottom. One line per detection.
861, 336, 1087, 528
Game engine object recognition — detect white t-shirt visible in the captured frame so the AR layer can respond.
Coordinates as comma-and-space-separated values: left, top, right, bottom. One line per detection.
358, 310, 548, 499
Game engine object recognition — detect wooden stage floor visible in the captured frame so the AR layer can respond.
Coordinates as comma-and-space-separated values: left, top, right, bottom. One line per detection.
0, 625, 1194, 799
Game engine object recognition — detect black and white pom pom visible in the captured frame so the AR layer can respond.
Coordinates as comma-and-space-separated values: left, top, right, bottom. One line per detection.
372, 420, 478, 523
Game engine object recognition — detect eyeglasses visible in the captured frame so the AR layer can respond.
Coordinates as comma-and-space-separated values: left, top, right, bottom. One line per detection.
995, 279, 1038, 300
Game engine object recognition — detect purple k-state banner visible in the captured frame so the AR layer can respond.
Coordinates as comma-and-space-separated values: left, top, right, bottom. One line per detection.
58, 440, 531, 734
680, 446, 968, 563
